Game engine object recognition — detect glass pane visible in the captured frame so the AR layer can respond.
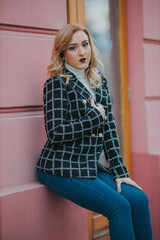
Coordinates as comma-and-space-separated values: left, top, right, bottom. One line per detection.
85, 0, 121, 139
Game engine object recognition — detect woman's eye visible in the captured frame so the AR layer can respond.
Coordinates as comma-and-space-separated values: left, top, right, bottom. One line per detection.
83, 42, 88, 47
69, 46, 76, 50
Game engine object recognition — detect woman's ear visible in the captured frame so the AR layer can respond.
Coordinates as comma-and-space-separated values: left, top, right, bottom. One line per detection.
60, 52, 64, 60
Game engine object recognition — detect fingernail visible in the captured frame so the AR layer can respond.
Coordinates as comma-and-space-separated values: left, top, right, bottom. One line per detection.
90, 96, 93, 99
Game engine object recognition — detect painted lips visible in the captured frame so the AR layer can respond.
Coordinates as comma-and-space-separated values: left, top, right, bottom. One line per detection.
79, 58, 86, 63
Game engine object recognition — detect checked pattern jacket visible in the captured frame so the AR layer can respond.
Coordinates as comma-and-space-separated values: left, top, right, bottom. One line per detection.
36, 69, 129, 179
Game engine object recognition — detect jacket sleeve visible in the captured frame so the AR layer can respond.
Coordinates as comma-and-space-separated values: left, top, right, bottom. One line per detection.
102, 77, 130, 179
43, 76, 104, 144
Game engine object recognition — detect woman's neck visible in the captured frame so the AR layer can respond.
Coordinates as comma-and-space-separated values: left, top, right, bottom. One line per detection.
65, 63, 85, 79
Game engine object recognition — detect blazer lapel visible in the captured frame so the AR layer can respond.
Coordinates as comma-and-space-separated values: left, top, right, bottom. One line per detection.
65, 68, 91, 103
64, 68, 107, 105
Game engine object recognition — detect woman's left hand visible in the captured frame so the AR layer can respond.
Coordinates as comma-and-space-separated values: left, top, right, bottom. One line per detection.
115, 178, 143, 193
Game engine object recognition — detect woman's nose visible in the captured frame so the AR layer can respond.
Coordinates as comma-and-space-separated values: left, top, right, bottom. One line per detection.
78, 47, 85, 55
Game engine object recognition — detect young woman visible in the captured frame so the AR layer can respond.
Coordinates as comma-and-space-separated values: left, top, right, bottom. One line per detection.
36, 24, 152, 240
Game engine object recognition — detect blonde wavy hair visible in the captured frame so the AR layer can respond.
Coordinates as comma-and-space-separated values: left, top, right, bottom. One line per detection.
47, 24, 103, 89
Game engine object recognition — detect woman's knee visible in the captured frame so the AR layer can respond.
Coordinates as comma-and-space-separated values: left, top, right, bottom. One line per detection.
106, 197, 131, 219
119, 198, 132, 214
138, 191, 149, 207
129, 190, 150, 215
135, 190, 149, 207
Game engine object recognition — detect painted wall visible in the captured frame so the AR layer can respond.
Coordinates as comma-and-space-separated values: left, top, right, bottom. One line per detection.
0, 1, 88, 239
126, 0, 160, 239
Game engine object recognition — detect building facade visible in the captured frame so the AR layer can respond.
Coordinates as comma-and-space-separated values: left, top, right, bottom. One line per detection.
0, 0, 159, 239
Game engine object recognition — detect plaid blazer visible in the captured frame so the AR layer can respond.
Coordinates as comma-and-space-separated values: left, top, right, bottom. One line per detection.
36, 69, 129, 179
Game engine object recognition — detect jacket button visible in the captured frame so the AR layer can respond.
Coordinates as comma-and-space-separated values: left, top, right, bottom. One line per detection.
83, 99, 87, 104
91, 133, 95, 137
99, 133, 103, 138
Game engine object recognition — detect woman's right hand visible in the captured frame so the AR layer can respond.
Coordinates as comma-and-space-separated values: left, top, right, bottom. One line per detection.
90, 97, 105, 119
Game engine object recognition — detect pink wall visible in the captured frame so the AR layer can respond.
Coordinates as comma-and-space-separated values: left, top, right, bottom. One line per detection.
126, 0, 160, 239
0, 1, 88, 240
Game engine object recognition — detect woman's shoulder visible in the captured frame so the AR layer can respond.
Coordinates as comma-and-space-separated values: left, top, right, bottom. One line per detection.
44, 75, 67, 88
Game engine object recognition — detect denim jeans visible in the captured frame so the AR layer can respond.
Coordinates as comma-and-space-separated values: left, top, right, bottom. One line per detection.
38, 170, 152, 240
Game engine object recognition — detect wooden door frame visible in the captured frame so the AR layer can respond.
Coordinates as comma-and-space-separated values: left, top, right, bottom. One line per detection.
117, 0, 132, 175
67, 0, 86, 26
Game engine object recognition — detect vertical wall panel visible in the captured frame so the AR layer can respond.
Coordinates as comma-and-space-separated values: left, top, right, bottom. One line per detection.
127, 0, 160, 238
0, 113, 45, 189
0, 31, 54, 107
143, 43, 160, 97
126, 0, 147, 152
0, 0, 67, 29
143, 0, 160, 40
145, 102, 160, 154
143, 1, 160, 156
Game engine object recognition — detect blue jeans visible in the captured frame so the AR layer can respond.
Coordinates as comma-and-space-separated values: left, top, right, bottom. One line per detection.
38, 170, 152, 240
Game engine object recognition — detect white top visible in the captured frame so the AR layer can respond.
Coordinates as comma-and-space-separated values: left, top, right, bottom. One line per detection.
65, 63, 96, 100
65, 63, 108, 168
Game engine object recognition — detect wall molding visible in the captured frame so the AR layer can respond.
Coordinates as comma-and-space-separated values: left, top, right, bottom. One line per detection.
0, 106, 43, 114
143, 38, 160, 45
0, 24, 58, 35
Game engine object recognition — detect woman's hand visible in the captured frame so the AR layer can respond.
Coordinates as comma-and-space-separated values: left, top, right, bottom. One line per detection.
115, 178, 143, 193
90, 96, 105, 119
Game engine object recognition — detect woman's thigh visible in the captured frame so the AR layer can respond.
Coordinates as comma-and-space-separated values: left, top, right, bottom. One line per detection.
38, 170, 131, 217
